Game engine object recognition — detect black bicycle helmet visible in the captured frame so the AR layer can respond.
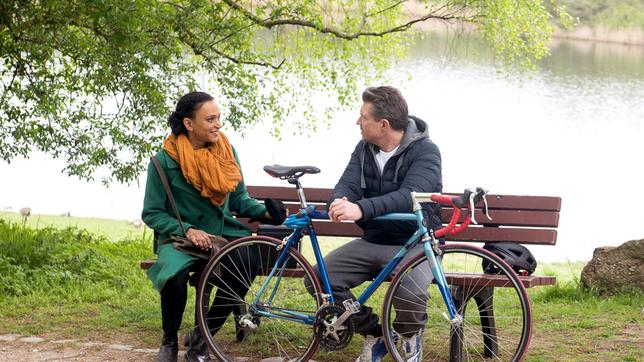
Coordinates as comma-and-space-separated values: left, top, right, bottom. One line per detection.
482, 242, 537, 275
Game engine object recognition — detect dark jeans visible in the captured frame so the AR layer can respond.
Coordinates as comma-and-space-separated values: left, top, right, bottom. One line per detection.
160, 241, 258, 338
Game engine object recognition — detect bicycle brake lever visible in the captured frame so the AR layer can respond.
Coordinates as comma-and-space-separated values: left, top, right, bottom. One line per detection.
481, 192, 492, 221
468, 192, 478, 224
470, 188, 493, 224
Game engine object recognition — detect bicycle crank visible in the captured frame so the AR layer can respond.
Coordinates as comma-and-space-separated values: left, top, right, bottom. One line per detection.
313, 304, 354, 351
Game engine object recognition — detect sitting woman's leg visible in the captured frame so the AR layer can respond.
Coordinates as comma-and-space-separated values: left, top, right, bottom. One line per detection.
158, 266, 192, 362
184, 244, 258, 360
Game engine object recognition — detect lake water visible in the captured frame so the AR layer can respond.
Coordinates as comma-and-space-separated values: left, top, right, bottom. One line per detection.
1, 34, 642, 263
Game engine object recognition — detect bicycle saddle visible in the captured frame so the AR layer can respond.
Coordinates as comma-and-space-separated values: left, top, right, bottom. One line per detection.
263, 165, 320, 178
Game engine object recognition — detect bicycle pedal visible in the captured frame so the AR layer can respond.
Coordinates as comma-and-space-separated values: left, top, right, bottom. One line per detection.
342, 299, 361, 314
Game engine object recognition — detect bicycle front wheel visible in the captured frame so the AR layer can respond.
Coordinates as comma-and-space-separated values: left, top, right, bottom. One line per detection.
196, 235, 323, 362
382, 243, 532, 361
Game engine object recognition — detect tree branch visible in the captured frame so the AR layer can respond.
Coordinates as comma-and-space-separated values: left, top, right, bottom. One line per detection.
181, 27, 285, 69
222, 0, 461, 40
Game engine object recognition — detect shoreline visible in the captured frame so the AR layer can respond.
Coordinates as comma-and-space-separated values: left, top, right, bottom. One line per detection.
409, 18, 644, 47
553, 26, 644, 46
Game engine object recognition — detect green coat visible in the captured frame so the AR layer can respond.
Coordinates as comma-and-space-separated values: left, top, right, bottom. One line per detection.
142, 148, 266, 291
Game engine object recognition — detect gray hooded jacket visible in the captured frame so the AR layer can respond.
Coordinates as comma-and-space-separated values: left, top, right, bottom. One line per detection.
327, 116, 442, 245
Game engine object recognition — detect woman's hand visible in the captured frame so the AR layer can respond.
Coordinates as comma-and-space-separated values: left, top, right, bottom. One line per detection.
186, 228, 212, 250
264, 198, 287, 225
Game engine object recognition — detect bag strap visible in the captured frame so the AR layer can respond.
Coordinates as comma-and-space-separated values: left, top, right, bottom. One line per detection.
151, 156, 187, 236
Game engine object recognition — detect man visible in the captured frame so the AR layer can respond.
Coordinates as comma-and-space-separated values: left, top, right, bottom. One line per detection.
316, 86, 442, 362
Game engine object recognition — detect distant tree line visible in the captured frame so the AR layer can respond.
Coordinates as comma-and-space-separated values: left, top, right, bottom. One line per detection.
552, 0, 644, 29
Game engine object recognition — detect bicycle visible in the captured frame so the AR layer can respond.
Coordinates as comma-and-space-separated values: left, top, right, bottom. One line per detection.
196, 165, 532, 361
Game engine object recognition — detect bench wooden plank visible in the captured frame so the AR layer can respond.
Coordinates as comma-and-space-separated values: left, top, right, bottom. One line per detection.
449, 227, 557, 245
235, 218, 557, 245
247, 186, 562, 212
445, 273, 556, 288
484, 195, 561, 212
442, 209, 559, 228
246, 186, 328, 201
251, 268, 555, 288
139, 259, 556, 288
270, 204, 559, 228
141, 259, 156, 269
250, 269, 555, 288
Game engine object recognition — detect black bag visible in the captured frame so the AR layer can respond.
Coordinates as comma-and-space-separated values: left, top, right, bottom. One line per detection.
151, 156, 228, 260
171, 235, 228, 260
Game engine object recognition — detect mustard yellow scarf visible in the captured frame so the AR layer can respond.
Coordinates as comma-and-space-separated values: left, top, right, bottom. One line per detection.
163, 132, 241, 207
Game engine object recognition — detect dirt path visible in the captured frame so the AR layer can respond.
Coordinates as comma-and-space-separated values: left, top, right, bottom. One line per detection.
0, 334, 159, 361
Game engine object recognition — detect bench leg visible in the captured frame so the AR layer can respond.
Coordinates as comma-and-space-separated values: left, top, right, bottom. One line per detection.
448, 285, 498, 361
473, 287, 498, 358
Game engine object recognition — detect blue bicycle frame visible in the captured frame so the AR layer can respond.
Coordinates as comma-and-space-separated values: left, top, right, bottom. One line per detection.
252, 203, 460, 325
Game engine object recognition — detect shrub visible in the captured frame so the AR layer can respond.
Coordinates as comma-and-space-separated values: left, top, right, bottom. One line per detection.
0, 220, 152, 297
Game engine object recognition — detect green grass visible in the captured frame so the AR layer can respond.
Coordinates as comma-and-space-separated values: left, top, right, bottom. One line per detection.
0, 211, 148, 242
0, 218, 641, 361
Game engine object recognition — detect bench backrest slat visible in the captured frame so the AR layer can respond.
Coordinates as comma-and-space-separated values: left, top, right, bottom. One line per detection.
244, 185, 560, 246
263, 204, 559, 228
247, 186, 562, 211
442, 209, 559, 228
236, 217, 557, 245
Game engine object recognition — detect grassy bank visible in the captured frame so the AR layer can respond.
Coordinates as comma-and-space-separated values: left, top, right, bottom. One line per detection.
0, 211, 147, 241
0, 219, 641, 361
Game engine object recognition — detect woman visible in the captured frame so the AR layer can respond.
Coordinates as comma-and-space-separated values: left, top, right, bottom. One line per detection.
142, 91, 285, 362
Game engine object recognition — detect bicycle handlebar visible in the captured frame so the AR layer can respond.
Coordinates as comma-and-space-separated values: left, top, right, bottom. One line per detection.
412, 187, 490, 238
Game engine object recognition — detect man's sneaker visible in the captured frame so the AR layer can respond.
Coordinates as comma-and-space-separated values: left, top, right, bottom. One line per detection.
402, 331, 423, 362
355, 335, 388, 362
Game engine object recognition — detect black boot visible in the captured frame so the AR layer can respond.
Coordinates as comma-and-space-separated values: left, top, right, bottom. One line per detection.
156, 334, 178, 362
184, 327, 211, 362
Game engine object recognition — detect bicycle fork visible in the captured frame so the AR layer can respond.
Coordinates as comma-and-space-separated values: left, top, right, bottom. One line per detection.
423, 235, 463, 327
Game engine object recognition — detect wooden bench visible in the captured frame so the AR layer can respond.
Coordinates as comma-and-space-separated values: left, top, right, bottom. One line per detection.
141, 185, 560, 359
142, 185, 561, 288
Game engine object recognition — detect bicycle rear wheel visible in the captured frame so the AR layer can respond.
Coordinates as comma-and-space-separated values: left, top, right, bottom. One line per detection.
196, 235, 323, 361
381, 243, 532, 361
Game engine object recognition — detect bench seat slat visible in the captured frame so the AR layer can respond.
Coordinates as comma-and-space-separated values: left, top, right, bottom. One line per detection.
251, 269, 555, 288
140, 260, 555, 288
445, 272, 556, 288
141, 259, 156, 270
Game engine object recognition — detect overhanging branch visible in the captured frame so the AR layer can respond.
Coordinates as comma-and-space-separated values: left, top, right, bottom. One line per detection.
222, 0, 462, 40
181, 28, 285, 69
